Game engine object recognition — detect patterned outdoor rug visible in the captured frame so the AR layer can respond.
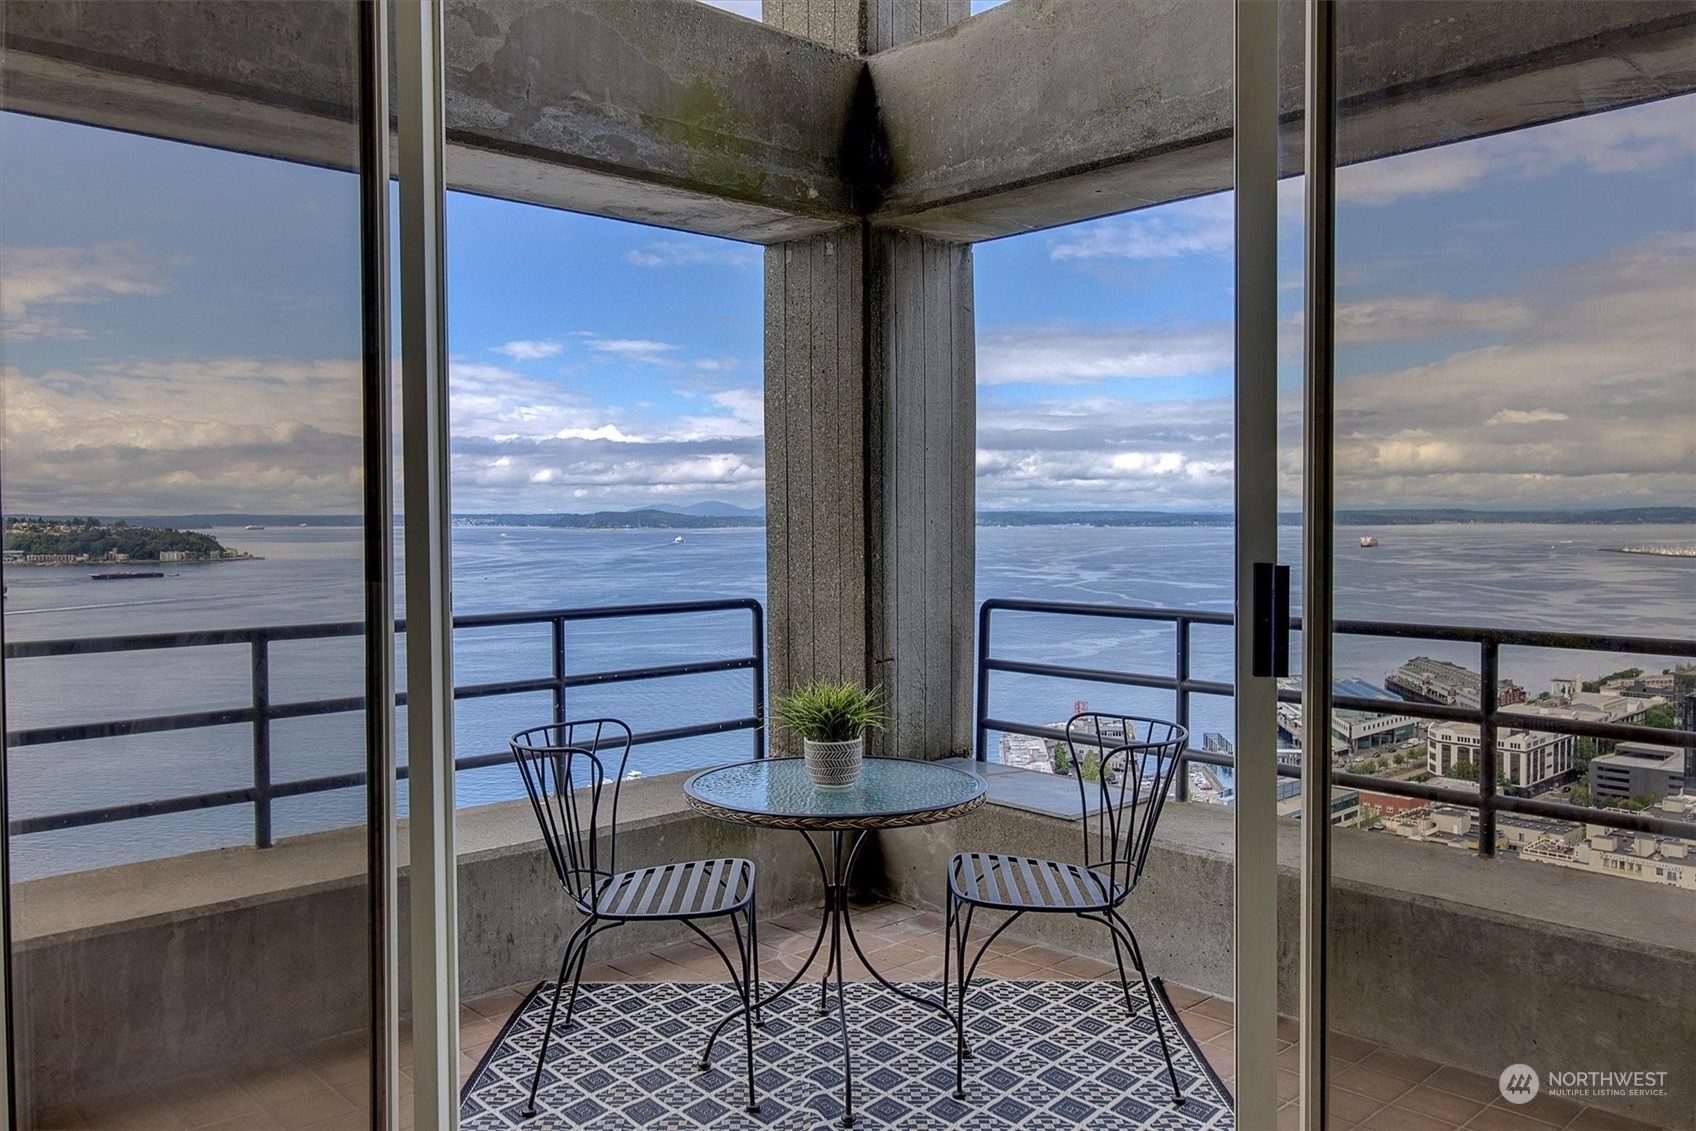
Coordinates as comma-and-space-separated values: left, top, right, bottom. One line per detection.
462, 978, 1234, 1130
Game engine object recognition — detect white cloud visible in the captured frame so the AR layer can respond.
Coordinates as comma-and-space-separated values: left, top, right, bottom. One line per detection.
492, 339, 563, 362
1485, 409, 1570, 426
1050, 193, 1233, 261
1339, 94, 1695, 206
626, 240, 757, 269
586, 338, 679, 365
978, 323, 1231, 385
1332, 295, 1535, 343
1, 244, 167, 340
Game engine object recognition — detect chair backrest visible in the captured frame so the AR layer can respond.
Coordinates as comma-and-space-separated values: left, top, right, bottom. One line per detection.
510, 718, 633, 907
1063, 713, 1188, 899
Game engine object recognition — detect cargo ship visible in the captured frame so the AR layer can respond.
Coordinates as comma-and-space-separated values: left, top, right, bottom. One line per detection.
90, 571, 165, 581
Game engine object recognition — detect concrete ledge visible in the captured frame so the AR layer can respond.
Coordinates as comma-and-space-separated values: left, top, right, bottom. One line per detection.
874, 792, 1696, 1128
14, 769, 1695, 1125
9, 771, 822, 1112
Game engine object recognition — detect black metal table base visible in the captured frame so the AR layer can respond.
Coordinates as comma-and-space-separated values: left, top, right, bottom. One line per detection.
702, 829, 967, 1128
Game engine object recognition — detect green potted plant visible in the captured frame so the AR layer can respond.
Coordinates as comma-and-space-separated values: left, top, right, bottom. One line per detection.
771, 680, 886, 787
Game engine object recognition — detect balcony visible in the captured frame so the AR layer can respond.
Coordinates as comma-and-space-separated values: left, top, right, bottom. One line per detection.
7, 599, 1693, 1129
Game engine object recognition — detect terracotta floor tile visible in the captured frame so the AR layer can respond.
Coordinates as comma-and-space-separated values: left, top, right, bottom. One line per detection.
1361, 1105, 1460, 1131
1335, 1064, 1419, 1104
1485, 1093, 1583, 1128
1332, 1033, 1383, 1063
1331, 1087, 1389, 1126
265, 1090, 358, 1131
1426, 1067, 1510, 1105
1396, 1084, 1489, 1125
1190, 996, 1236, 1024
1563, 1108, 1665, 1131
1461, 1107, 1567, 1131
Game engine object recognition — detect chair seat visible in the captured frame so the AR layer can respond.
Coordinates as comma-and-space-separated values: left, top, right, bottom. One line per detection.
949, 851, 1118, 912
584, 857, 755, 920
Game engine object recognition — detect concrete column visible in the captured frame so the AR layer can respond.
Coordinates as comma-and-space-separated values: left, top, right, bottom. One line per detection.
764, 227, 975, 763
764, 0, 974, 760
866, 231, 975, 759
765, 228, 871, 750
765, 0, 968, 54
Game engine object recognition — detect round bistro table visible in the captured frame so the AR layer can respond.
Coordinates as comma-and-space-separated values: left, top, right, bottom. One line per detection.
683, 756, 986, 1128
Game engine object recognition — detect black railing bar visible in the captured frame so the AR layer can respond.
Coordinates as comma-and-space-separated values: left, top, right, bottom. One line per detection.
11, 714, 770, 836
979, 717, 1696, 838
979, 598, 1694, 657
561, 655, 758, 688
980, 598, 1233, 627
7, 785, 262, 835
2, 623, 357, 658
450, 677, 561, 703
3, 598, 765, 661
984, 659, 1179, 691
1489, 711, 1696, 747
1331, 618, 1696, 657
1329, 771, 1493, 809
7, 707, 257, 747
448, 596, 762, 629
1492, 795, 1696, 840
8, 656, 764, 745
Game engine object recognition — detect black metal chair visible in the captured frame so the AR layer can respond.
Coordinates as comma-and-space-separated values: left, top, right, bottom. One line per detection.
511, 719, 761, 1118
943, 712, 1188, 1106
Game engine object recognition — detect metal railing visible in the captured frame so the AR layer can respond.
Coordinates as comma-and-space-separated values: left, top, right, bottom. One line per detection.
5, 598, 765, 848
975, 597, 1696, 854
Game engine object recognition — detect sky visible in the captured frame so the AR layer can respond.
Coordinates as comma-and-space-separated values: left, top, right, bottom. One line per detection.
1, 5, 1692, 518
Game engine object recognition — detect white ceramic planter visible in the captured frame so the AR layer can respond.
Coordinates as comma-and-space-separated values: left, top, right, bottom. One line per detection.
803, 736, 863, 787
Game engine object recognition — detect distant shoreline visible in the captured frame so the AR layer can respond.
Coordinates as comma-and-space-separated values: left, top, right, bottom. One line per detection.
6, 506, 1692, 533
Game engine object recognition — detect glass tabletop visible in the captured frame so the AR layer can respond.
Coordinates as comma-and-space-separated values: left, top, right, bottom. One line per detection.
683, 757, 987, 830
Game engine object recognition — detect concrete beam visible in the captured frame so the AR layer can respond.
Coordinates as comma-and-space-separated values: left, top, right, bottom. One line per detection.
1, 0, 864, 243
868, 0, 1696, 241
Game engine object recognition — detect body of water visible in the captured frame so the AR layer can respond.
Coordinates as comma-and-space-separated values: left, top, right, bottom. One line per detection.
3, 522, 1691, 878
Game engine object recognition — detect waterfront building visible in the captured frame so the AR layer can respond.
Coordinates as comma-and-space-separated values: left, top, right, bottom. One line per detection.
1386, 656, 1526, 710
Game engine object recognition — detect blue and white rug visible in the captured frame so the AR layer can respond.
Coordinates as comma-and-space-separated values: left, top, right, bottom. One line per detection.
462, 978, 1234, 1129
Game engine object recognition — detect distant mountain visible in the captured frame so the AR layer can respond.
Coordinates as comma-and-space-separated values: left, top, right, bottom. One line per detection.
978, 510, 1230, 528
667, 501, 765, 518
549, 509, 762, 530
978, 507, 1696, 528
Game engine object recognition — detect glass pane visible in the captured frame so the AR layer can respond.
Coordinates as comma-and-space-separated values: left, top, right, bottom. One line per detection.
1, 3, 375, 1124
1329, 6, 1696, 1129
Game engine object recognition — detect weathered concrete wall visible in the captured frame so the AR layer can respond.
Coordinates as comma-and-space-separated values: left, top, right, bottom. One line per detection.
876, 800, 1696, 1129
869, 0, 1696, 240
1, 0, 863, 243
7, 775, 823, 1118
767, 0, 969, 55
16, 787, 1696, 1125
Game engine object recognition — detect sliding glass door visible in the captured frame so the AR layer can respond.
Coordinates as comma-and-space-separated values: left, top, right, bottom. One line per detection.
0, 3, 393, 1126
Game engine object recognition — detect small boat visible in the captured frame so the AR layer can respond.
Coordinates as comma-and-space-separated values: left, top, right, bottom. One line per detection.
245, 524, 265, 530
1359, 536, 1378, 548
673, 536, 684, 544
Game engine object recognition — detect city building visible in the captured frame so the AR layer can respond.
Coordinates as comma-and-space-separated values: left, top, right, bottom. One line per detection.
1426, 720, 1575, 793
1274, 677, 1415, 757
1276, 786, 1361, 826
1590, 742, 1688, 802
997, 732, 1054, 773
1524, 814, 1696, 892
1386, 657, 1526, 710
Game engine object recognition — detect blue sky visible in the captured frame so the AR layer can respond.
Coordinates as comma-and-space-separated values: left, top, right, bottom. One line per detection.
1, 7, 1691, 517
